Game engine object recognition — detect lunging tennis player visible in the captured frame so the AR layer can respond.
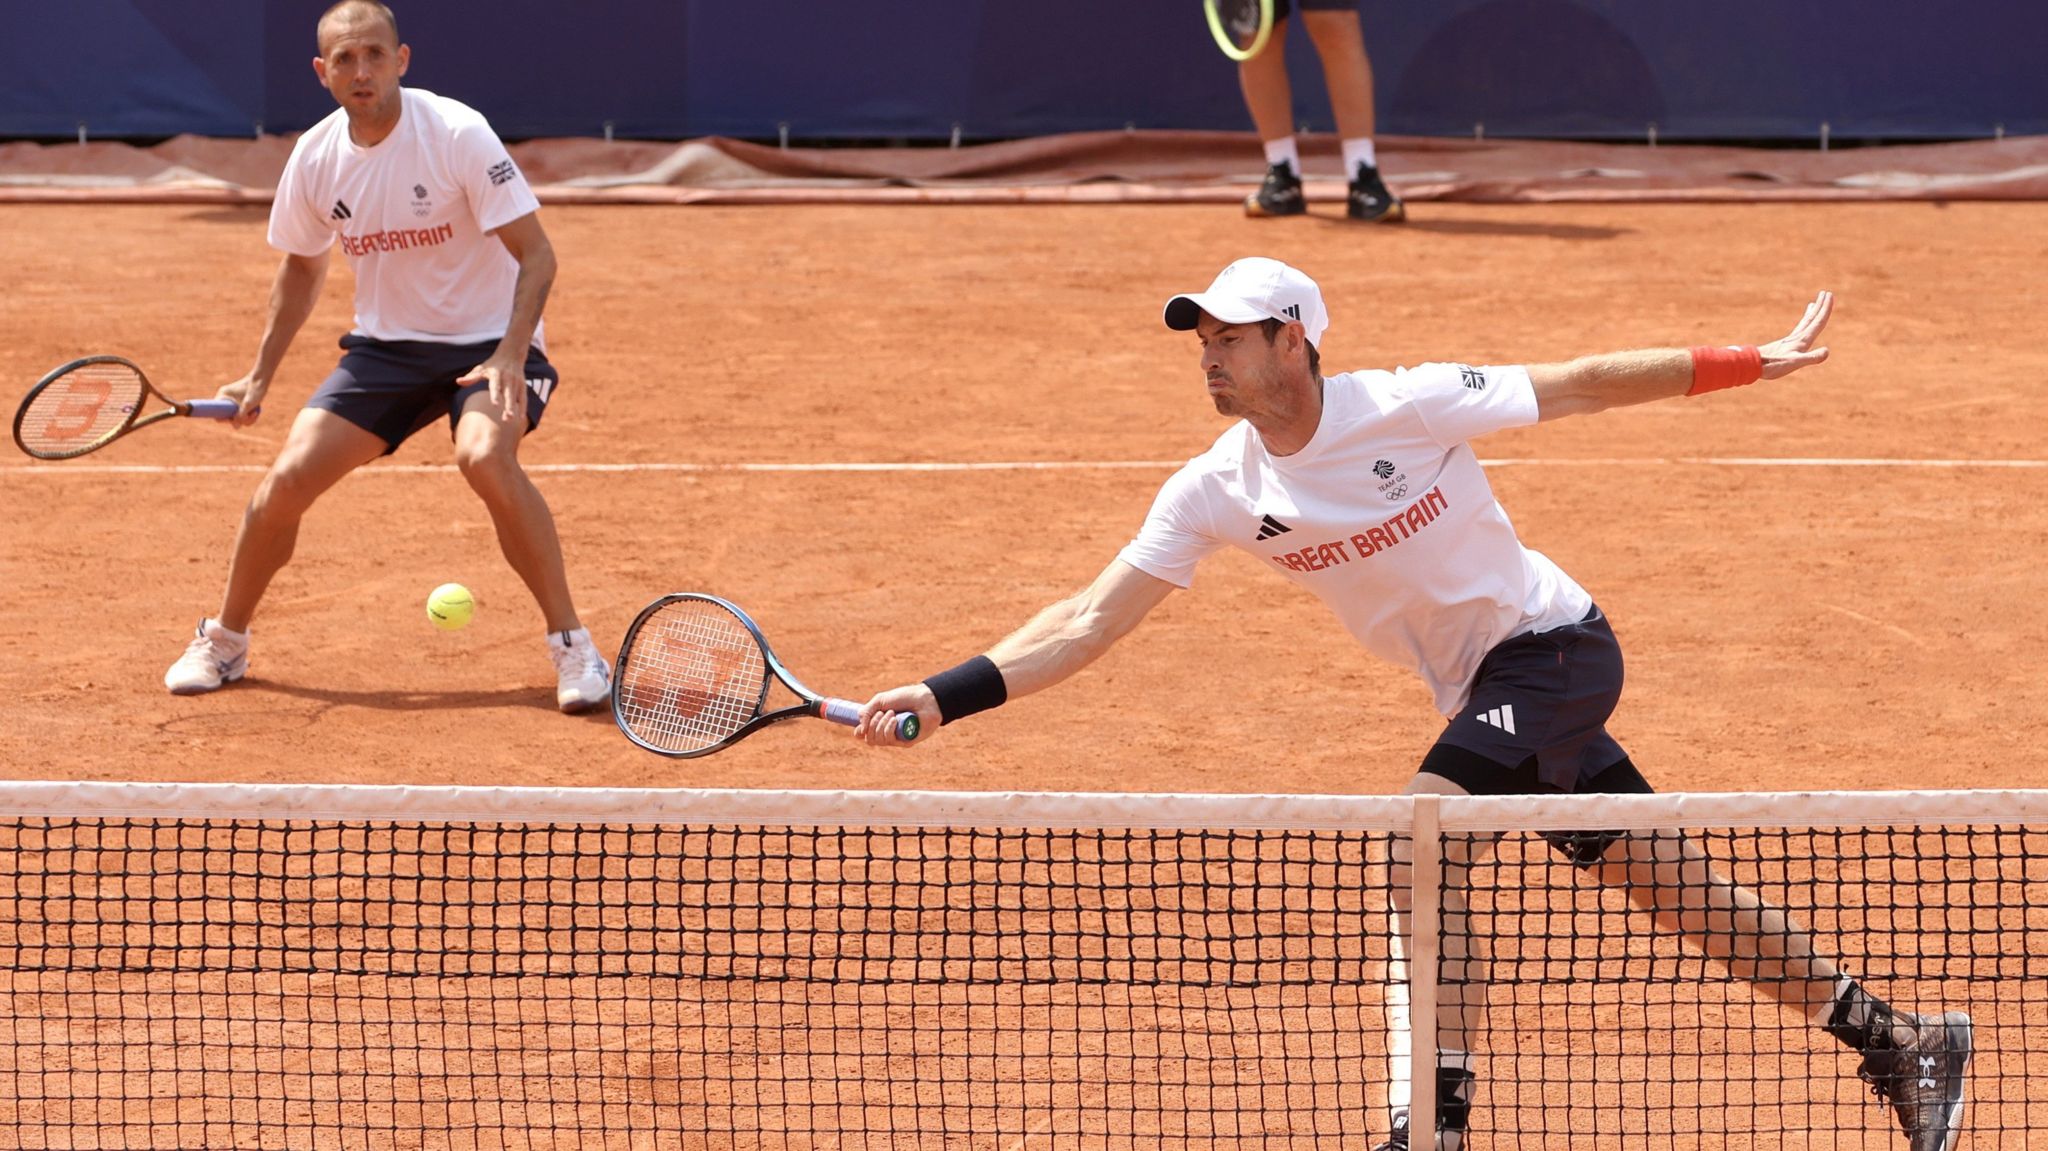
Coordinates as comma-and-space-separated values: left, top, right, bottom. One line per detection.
853, 257, 1970, 1151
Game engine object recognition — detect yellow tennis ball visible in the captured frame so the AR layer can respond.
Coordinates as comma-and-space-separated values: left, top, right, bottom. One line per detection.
426, 582, 475, 631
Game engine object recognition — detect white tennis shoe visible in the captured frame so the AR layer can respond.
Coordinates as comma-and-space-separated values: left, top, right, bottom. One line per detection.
164, 618, 249, 695
547, 627, 611, 714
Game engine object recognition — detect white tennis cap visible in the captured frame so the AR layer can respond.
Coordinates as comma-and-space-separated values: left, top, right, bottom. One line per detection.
1162, 257, 1329, 347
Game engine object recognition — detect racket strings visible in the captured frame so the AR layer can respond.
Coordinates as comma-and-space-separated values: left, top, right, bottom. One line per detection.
1222, 0, 1262, 44
17, 362, 146, 457
616, 603, 768, 753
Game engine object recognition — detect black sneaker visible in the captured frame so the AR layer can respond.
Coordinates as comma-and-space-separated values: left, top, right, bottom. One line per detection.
1372, 1067, 1474, 1151
1373, 1107, 1411, 1151
1857, 1011, 1972, 1151
1244, 162, 1306, 217
1348, 162, 1406, 223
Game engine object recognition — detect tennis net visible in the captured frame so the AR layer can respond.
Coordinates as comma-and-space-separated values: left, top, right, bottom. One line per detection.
0, 783, 2041, 1150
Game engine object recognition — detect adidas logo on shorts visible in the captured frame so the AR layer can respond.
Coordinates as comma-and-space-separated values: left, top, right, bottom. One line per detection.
1475, 704, 1517, 734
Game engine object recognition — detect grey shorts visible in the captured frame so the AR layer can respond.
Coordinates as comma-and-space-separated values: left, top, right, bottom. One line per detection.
1432, 606, 1632, 793
308, 334, 558, 456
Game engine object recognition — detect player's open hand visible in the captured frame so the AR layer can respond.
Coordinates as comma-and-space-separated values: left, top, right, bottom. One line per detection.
1757, 291, 1832, 380
459, 354, 528, 424
216, 374, 266, 428
855, 684, 938, 748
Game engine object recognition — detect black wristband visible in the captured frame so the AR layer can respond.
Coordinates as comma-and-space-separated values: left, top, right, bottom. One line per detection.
923, 654, 1007, 725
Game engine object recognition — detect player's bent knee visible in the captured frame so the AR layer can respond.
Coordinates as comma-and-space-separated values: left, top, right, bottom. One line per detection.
454, 445, 529, 504
248, 461, 328, 520
453, 438, 518, 480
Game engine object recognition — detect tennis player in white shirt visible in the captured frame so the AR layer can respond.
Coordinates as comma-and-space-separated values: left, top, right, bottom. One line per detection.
853, 257, 1970, 1151
163, 1, 610, 713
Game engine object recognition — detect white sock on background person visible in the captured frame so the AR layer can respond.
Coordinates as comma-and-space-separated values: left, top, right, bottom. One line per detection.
1342, 137, 1378, 175
1263, 136, 1301, 176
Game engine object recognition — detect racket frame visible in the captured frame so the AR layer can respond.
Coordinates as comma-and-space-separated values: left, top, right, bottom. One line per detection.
12, 355, 240, 460
612, 592, 916, 758
1204, 0, 1275, 62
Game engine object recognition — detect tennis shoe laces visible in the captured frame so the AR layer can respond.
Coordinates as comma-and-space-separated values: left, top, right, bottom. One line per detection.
164, 618, 248, 695
548, 627, 612, 714
1858, 1011, 1972, 1151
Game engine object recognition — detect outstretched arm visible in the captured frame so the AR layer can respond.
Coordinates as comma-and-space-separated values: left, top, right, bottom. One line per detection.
853, 559, 1177, 746
1531, 291, 1833, 422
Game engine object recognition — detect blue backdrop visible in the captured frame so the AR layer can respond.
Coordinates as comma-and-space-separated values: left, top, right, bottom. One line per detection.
3, 0, 2042, 141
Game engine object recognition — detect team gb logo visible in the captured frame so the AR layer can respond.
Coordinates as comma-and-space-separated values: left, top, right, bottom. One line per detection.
1373, 458, 1409, 501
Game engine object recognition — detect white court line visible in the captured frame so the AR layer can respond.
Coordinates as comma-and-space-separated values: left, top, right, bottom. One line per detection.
1, 457, 2046, 477
1822, 603, 1919, 644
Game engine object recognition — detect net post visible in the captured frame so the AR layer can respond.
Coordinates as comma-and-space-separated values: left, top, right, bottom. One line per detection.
1407, 793, 1443, 1151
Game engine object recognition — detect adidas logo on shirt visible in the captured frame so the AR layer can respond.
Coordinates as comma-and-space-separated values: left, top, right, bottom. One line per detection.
1254, 514, 1292, 541
331, 200, 353, 221
1475, 703, 1517, 734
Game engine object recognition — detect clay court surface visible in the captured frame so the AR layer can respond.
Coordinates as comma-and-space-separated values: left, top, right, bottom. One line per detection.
1, 201, 2045, 1148
2, 199, 2044, 793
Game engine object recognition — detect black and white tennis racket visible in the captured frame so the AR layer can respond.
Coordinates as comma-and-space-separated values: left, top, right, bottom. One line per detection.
613, 593, 918, 758
12, 356, 242, 460
1204, 0, 1274, 61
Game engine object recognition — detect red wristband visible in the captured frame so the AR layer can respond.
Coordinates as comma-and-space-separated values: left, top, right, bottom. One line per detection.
1687, 345, 1764, 396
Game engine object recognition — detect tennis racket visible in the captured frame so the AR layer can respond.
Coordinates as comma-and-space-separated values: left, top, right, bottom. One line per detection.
1204, 0, 1275, 61
12, 356, 242, 460
613, 592, 919, 758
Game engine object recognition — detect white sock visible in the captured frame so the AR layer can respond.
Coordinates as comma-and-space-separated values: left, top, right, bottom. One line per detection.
550, 626, 592, 648
1342, 137, 1378, 176
1818, 973, 1861, 1026
204, 618, 249, 646
1262, 137, 1301, 177
1438, 1049, 1474, 1076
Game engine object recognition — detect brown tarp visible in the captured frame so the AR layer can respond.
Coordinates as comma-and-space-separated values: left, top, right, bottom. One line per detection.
2, 130, 2044, 204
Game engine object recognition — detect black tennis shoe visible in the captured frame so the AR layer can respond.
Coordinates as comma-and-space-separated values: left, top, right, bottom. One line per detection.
1371, 1067, 1473, 1151
1244, 162, 1307, 217
1347, 162, 1406, 223
1858, 1011, 1972, 1151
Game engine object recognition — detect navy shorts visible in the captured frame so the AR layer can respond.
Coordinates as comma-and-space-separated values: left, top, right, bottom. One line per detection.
1431, 606, 1635, 794
307, 334, 558, 456
1275, 0, 1358, 17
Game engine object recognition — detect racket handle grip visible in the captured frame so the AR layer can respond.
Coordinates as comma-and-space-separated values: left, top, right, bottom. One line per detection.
821, 698, 921, 742
187, 399, 242, 420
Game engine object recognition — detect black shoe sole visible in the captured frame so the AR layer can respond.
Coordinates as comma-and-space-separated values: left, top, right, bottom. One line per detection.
1347, 201, 1408, 223
1245, 199, 1307, 218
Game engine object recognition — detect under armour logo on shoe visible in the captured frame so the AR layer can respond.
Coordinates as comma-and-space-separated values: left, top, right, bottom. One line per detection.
1475, 704, 1517, 734
1255, 514, 1292, 541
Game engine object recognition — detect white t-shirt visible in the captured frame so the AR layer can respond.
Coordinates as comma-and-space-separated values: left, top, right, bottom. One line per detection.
269, 87, 543, 348
1117, 363, 1592, 716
